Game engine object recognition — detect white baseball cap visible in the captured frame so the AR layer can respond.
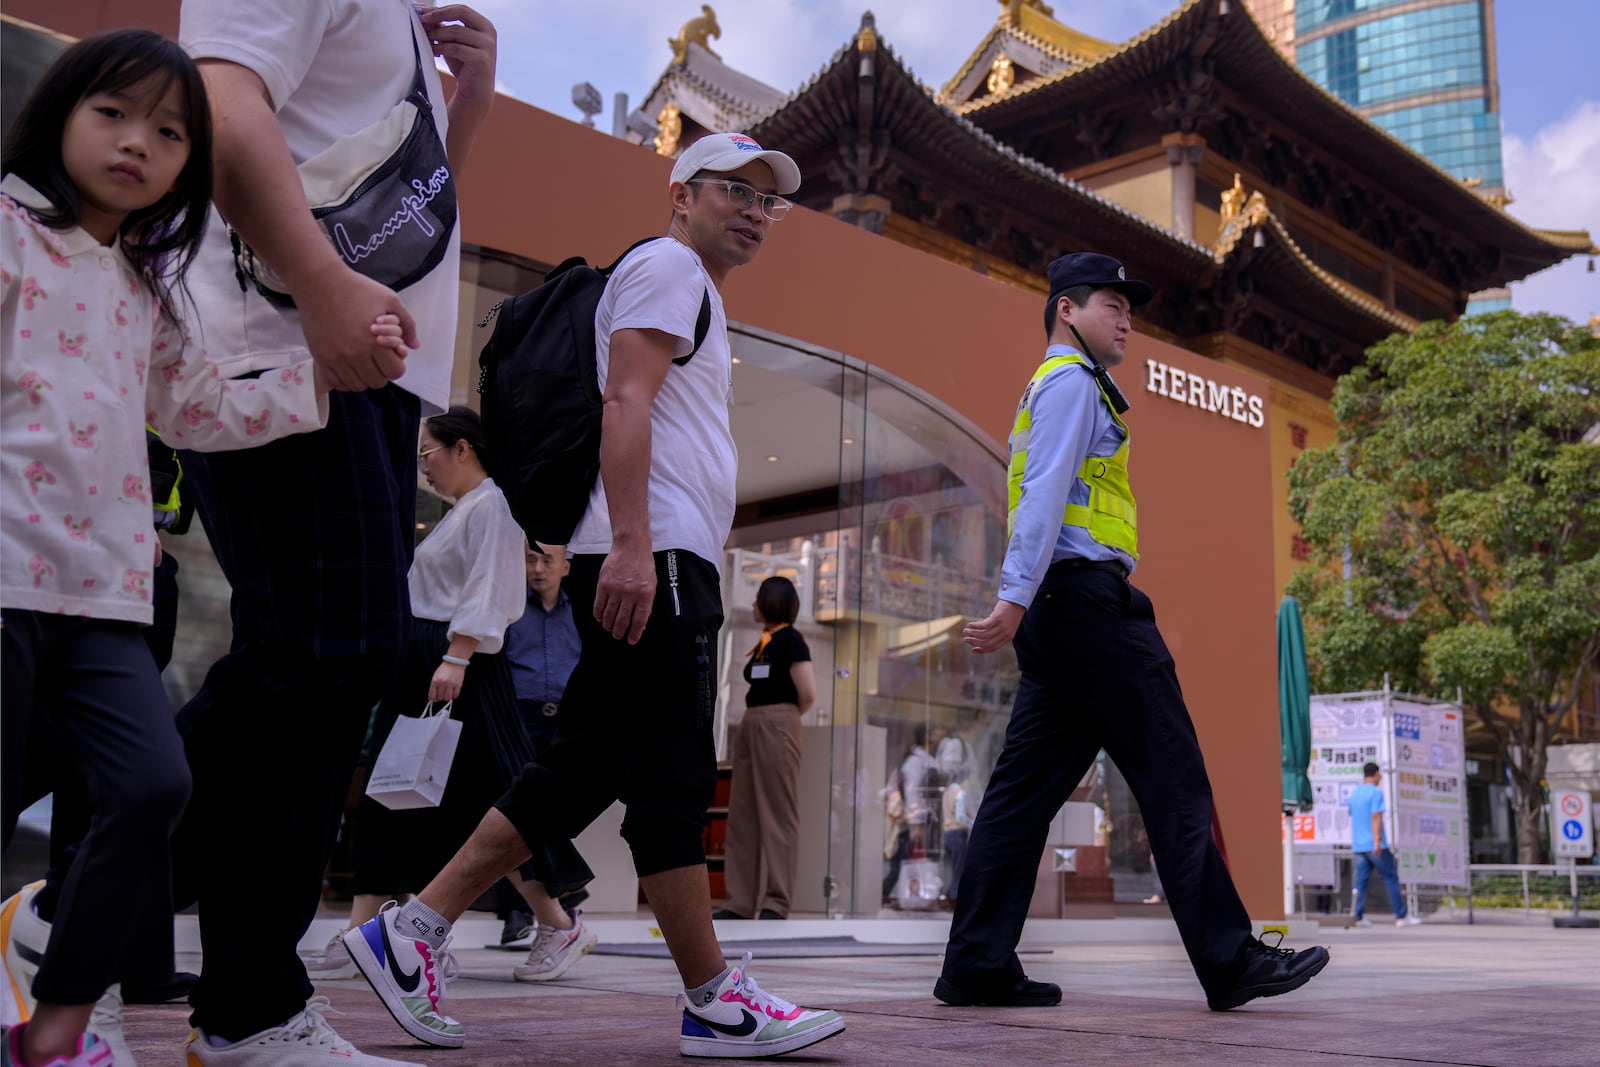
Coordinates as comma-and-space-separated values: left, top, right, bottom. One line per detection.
669, 132, 801, 195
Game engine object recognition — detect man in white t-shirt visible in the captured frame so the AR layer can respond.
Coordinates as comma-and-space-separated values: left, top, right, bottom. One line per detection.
170, 3, 497, 1065
344, 133, 846, 1060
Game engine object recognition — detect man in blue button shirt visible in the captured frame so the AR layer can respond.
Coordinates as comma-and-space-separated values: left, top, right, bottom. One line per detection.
1347, 763, 1419, 927
505, 542, 582, 751
936, 252, 1330, 1012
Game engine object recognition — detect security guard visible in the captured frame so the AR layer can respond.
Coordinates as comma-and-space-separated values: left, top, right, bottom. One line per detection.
935, 253, 1330, 1010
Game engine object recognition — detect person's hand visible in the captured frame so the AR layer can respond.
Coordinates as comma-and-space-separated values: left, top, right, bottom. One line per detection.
421, 5, 497, 118
963, 600, 1026, 654
595, 543, 655, 644
153, 533, 164, 568
430, 660, 465, 702
295, 265, 418, 390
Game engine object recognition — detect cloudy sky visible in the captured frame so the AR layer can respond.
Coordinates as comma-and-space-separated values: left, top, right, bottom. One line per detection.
463, 0, 1598, 325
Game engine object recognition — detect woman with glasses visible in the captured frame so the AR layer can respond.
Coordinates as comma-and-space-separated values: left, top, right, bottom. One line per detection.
308, 406, 596, 982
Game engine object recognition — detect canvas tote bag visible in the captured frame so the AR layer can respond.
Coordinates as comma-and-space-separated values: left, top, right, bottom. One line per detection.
229, 10, 457, 308
365, 701, 463, 810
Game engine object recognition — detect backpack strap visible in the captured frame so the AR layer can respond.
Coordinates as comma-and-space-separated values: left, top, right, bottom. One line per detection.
605, 237, 714, 368
671, 290, 712, 367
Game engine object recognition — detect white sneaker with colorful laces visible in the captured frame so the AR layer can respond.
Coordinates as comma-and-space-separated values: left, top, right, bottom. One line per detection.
342, 901, 464, 1048
679, 952, 845, 1059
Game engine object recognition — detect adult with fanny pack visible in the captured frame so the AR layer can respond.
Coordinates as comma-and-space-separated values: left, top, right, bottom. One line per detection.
171, 3, 496, 1065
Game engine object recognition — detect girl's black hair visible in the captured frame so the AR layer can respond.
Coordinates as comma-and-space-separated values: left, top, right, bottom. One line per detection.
755, 575, 800, 626
1, 29, 213, 332
425, 406, 495, 478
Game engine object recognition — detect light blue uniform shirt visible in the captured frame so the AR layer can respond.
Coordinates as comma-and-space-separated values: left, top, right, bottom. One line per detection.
999, 344, 1138, 610
1347, 782, 1387, 852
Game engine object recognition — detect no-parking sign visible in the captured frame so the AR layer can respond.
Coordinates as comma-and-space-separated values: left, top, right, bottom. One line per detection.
1552, 791, 1594, 859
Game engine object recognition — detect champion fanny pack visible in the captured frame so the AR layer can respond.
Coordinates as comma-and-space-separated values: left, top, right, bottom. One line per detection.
229, 12, 457, 308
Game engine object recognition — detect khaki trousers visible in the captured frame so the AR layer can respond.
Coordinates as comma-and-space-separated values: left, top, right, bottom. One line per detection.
722, 702, 804, 917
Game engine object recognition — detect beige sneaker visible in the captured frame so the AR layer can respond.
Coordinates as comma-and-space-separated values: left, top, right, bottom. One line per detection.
303, 932, 359, 980
511, 917, 597, 982
182, 996, 422, 1066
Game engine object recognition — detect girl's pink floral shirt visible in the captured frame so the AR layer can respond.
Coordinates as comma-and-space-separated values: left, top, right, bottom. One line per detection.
2, 175, 328, 623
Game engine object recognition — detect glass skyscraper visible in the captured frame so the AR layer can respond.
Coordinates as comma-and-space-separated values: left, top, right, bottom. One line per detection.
1252, 0, 1511, 311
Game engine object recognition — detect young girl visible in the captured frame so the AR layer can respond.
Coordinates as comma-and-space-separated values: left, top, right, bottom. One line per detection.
0, 29, 404, 1067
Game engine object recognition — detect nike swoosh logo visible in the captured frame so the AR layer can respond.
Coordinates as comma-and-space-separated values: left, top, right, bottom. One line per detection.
378, 918, 422, 994
694, 1008, 760, 1037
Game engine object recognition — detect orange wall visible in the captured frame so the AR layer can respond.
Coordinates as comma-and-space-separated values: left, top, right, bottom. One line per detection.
10, 1, 1287, 916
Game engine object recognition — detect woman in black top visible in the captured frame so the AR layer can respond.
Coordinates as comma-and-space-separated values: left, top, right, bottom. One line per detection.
715, 577, 815, 919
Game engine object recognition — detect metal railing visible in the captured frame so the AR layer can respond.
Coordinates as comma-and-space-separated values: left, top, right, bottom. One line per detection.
1458, 863, 1600, 922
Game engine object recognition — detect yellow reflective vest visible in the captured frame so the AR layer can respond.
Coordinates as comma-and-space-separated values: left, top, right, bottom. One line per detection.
1006, 353, 1138, 559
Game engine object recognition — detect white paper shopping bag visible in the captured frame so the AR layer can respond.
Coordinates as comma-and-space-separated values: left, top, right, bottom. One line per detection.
365, 701, 462, 810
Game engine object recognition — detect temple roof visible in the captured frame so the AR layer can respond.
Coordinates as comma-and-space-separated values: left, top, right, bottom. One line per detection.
939, 4, 1113, 107
743, 19, 1414, 375
952, 0, 1593, 287
636, 41, 785, 137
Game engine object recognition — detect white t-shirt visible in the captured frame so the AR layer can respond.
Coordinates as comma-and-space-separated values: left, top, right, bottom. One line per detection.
568, 239, 735, 570
179, 0, 459, 414
407, 478, 525, 654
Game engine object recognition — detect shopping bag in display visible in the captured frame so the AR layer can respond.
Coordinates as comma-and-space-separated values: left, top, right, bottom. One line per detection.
365, 701, 462, 810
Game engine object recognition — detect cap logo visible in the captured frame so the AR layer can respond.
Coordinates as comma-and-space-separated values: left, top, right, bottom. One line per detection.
728, 134, 760, 151
1117, 266, 1126, 280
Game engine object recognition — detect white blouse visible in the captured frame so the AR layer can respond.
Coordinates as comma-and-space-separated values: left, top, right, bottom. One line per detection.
1, 177, 327, 624
408, 478, 525, 654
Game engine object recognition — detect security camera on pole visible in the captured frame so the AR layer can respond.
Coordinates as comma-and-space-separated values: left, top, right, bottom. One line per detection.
1550, 789, 1597, 929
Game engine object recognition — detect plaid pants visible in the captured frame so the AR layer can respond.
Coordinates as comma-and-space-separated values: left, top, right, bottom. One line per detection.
174, 385, 420, 1040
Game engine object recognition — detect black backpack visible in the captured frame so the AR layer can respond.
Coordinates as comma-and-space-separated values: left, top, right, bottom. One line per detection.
476, 237, 710, 544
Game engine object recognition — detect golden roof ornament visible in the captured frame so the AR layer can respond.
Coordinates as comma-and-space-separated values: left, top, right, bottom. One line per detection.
655, 103, 682, 156
1001, 0, 1055, 22
1220, 173, 1246, 221
987, 53, 1016, 95
669, 5, 720, 66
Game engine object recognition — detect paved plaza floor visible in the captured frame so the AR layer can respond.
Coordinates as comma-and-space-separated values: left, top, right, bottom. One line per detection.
121, 915, 1596, 1066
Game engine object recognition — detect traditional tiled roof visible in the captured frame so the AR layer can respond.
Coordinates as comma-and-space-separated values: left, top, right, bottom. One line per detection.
938, 7, 1112, 105
954, 0, 1592, 287
743, 22, 1410, 362
638, 42, 786, 135
1213, 193, 1416, 335
745, 28, 1214, 280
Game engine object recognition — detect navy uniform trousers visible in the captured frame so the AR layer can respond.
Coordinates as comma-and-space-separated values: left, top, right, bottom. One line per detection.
942, 560, 1252, 999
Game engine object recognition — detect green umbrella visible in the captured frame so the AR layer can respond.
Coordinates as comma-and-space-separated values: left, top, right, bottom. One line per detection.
1278, 595, 1313, 812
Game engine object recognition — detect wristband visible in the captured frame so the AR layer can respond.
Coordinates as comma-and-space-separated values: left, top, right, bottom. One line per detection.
441, 654, 470, 666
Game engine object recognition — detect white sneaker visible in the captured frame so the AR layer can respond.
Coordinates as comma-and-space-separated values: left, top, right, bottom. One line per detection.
303, 933, 360, 980
182, 996, 423, 1066
1353, 917, 1372, 927
1395, 915, 1423, 927
679, 952, 845, 1058
1, 883, 136, 1065
512, 916, 597, 982
343, 902, 464, 1048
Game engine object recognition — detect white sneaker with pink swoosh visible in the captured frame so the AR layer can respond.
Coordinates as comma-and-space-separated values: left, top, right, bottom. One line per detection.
678, 952, 845, 1059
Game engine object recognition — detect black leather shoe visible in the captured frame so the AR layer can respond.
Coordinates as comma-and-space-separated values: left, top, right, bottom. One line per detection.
122, 970, 199, 1004
933, 974, 1061, 1007
758, 909, 785, 920
712, 909, 746, 920
1207, 936, 1330, 1011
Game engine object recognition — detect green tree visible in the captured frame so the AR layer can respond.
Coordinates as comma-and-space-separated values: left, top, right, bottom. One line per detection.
1288, 312, 1600, 864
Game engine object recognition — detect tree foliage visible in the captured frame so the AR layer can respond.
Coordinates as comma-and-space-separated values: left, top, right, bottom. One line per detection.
1287, 312, 1600, 862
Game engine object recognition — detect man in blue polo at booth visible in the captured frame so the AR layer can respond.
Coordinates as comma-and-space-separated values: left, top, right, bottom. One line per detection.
937, 252, 1331, 1011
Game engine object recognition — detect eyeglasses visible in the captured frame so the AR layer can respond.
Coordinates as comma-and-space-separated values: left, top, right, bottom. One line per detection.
689, 179, 792, 222
418, 444, 446, 465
